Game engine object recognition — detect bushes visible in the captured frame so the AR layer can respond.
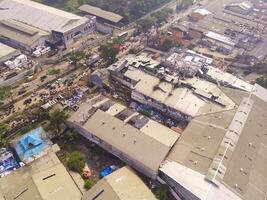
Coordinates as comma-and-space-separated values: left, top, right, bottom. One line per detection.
154, 185, 172, 200
66, 128, 78, 143
67, 151, 86, 173
256, 73, 267, 89
84, 179, 94, 190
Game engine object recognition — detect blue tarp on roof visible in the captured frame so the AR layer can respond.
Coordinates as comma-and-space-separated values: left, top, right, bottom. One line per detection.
14, 127, 50, 162
0, 148, 19, 176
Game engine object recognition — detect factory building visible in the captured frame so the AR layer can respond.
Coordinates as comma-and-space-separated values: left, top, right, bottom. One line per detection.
68, 97, 179, 179
0, 19, 49, 52
0, 0, 96, 47
108, 54, 236, 122
225, 1, 253, 15
159, 84, 267, 200
0, 42, 20, 63
82, 166, 157, 200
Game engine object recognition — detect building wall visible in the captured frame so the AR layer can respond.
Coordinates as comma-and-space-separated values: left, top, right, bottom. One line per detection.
0, 35, 49, 53
109, 70, 191, 122
131, 90, 190, 122
0, 49, 20, 63
159, 172, 200, 200
0, 66, 35, 87
96, 22, 113, 34
63, 17, 96, 45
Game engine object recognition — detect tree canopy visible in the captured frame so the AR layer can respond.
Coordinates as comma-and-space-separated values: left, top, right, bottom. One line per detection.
67, 151, 86, 173
99, 42, 119, 65
256, 74, 267, 89
161, 38, 176, 51
49, 110, 68, 134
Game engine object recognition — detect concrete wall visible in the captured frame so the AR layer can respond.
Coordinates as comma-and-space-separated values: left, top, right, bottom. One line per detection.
0, 35, 49, 53
0, 66, 34, 87
96, 22, 113, 34
63, 17, 96, 45
0, 49, 20, 63
159, 172, 200, 200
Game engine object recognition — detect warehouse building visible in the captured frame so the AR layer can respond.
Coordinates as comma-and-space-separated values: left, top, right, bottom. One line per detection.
68, 97, 179, 179
225, 1, 253, 15
0, 0, 96, 46
79, 4, 123, 25
108, 55, 236, 121
0, 42, 20, 63
0, 152, 82, 200
0, 19, 49, 52
159, 84, 267, 200
82, 166, 157, 200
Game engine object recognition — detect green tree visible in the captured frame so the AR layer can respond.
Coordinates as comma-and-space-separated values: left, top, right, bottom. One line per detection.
99, 42, 119, 65
48, 68, 61, 76
0, 87, 12, 110
161, 38, 176, 52
151, 8, 173, 23
136, 17, 154, 33
0, 123, 11, 147
68, 51, 85, 66
67, 151, 86, 173
155, 185, 172, 200
49, 110, 68, 134
84, 179, 94, 190
66, 128, 78, 143
256, 74, 267, 89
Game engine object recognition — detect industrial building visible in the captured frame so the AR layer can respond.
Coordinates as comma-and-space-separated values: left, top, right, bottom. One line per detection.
180, 1, 267, 61
159, 84, 267, 200
225, 1, 253, 15
108, 54, 236, 121
79, 4, 123, 25
0, 0, 96, 47
0, 42, 20, 63
68, 96, 180, 179
82, 166, 157, 200
163, 50, 253, 92
0, 152, 82, 200
0, 19, 49, 52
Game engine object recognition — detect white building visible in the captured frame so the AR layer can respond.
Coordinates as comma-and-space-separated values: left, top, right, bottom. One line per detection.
0, 0, 96, 46
159, 84, 267, 200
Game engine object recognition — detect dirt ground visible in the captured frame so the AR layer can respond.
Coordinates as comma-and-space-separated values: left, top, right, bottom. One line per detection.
55, 135, 124, 182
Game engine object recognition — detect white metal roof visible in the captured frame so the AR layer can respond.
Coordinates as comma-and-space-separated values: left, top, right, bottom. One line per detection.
205, 31, 236, 46
0, 0, 91, 33
0, 42, 17, 58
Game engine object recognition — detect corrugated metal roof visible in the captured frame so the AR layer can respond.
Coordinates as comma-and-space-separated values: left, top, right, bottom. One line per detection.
160, 84, 267, 200
82, 109, 178, 177
0, 0, 91, 33
79, 4, 123, 23
82, 167, 157, 200
0, 42, 17, 57
0, 152, 82, 200
0, 19, 49, 47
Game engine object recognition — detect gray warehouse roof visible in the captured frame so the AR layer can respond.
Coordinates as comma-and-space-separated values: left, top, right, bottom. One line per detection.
160, 84, 267, 200
82, 108, 179, 178
0, 0, 92, 33
79, 4, 123, 23
82, 166, 157, 200
0, 19, 49, 47
0, 42, 20, 61
0, 152, 82, 200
